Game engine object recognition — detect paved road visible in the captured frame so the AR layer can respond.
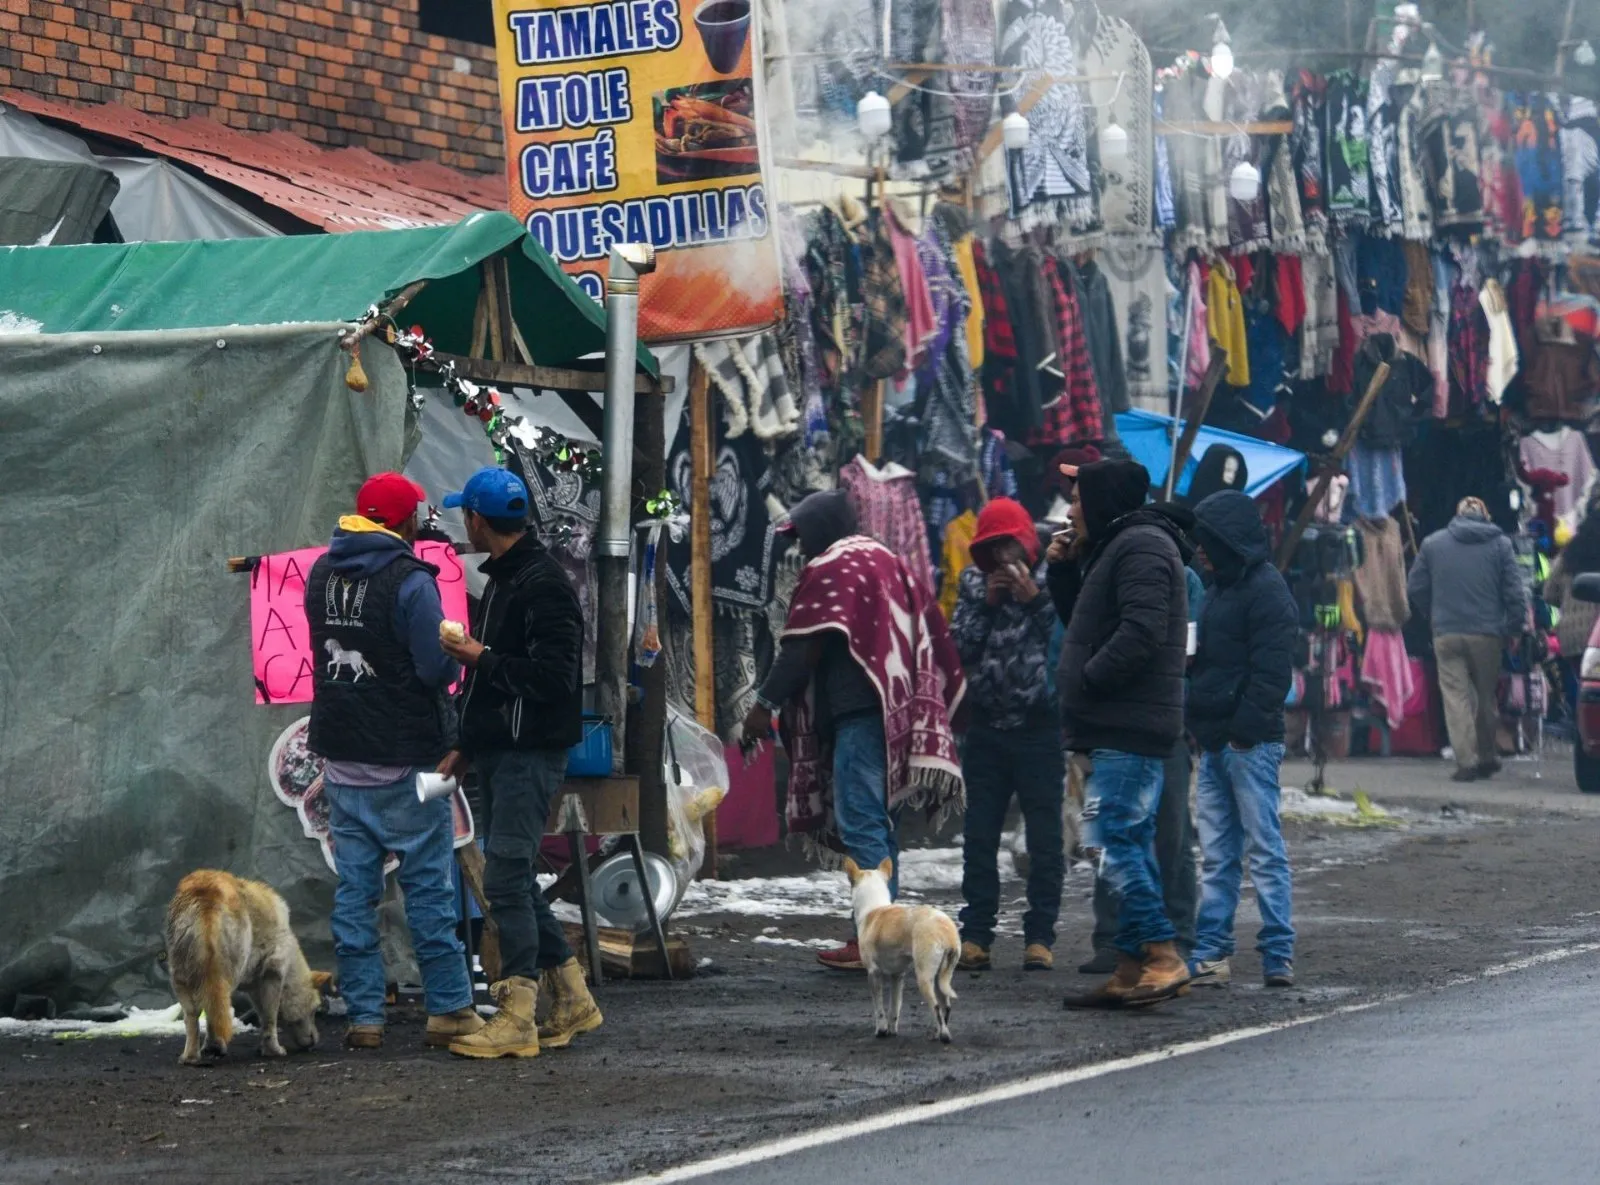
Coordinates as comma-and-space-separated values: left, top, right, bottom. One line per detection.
683, 950, 1600, 1185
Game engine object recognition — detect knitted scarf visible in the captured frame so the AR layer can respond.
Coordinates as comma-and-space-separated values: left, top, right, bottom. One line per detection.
1290, 70, 1330, 253
999, 0, 1097, 231
1396, 80, 1434, 242
1262, 70, 1306, 254
1326, 71, 1372, 227
780, 536, 967, 848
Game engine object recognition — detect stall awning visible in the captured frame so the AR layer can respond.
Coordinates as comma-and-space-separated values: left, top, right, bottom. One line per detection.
0, 212, 656, 374
1115, 409, 1307, 500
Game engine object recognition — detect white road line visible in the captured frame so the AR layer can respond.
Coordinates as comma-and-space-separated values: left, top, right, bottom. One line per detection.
610, 942, 1600, 1184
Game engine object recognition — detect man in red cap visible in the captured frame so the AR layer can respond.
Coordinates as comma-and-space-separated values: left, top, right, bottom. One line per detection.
304, 472, 483, 1052
949, 496, 1064, 972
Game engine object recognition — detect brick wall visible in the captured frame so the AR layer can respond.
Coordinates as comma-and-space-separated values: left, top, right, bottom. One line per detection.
0, 0, 507, 175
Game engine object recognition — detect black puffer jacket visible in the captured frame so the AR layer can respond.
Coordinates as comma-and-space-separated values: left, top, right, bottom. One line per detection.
1049, 505, 1192, 758
1187, 490, 1300, 753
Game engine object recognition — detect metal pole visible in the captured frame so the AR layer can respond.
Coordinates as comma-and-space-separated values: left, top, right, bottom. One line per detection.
597, 244, 657, 773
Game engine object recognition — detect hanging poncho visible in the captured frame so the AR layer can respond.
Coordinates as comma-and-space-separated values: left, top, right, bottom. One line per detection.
1561, 96, 1600, 248
1084, 10, 1154, 237
1262, 70, 1305, 254
1512, 91, 1565, 242
1395, 79, 1434, 242
999, 0, 1098, 231
1419, 85, 1486, 233
1290, 70, 1330, 253
1326, 71, 1373, 227
1365, 57, 1406, 235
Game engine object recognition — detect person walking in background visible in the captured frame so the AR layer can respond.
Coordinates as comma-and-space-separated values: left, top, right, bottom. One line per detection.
949, 497, 1063, 973
1078, 561, 1203, 975
436, 467, 603, 1058
1543, 487, 1600, 711
742, 490, 966, 972
1184, 491, 1300, 988
1408, 496, 1529, 783
305, 473, 483, 1052
1050, 460, 1194, 1009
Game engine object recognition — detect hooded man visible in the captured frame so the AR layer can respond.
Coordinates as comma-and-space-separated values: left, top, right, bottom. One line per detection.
949, 497, 1063, 972
743, 490, 966, 971
1407, 495, 1528, 782
305, 472, 483, 1052
1185, 490, 1300, 989
1048, 459, 1194, 1008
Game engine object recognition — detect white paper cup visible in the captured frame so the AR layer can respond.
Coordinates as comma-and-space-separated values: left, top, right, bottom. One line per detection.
416, 772, 458, 803
1186, 621, 1198, 656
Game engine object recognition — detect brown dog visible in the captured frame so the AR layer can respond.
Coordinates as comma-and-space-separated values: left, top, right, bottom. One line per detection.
165, 870, 328, 1065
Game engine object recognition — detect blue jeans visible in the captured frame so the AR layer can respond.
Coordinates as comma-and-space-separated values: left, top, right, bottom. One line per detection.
1086, 749, 1177, 954
478, 748, 575, 981
832, 713, 899, 899
960, 724, 1065, 948
326, 777, 472, 1026
1193, 743, 1295, 966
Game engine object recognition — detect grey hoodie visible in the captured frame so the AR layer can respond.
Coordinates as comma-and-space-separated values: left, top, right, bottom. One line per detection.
1407, 515, 1527, 639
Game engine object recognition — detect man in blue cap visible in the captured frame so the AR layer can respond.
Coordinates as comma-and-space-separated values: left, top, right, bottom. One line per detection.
435, 467, 600, 1058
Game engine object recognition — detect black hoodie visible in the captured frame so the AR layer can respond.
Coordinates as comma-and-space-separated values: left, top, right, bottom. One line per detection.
1047, 466, 1194, 757
1187, 490, 1299, 752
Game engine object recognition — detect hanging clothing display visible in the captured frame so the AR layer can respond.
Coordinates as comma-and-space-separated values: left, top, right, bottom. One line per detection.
937, 509, 978, 620
1420, 87, 1485, 232
1262, 70, 1306, 253
917, 218, 980, 478
1361, 630, 1416, 729
1167, 63, 1227, 249
1512, 92, 1565, 241
1520, 318, 1600, 422
1027, 260, 1102, 446
1396, 79, 1433, 243
1365, 56, 1406, 235
839, 455, 937, 593
1207, 258, 1249, 388
1291, 69, 1330, 252
1084, 10, 1154, 237
1346, 439, 1408, 518
1479, 99, 1522, 243
1153, 83, 1176, 231
693, 334, 802, 443
1100, 239, 1169, 410
1561, 97, 1600, 247
1479, 278, 1519, 403
1326, 71, 1372, 227
1299, 250, 1339, 379
1520, 428, 1598, 525
1072, 254, 1128, 417
998, 0, 1097, 230
885, 204, 938, 372
1353, 516, 1409, 630
1224, 72, 1270, 251
665, 425, 783, 615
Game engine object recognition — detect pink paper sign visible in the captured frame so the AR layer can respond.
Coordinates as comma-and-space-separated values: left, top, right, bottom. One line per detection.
250, 540, 469, 705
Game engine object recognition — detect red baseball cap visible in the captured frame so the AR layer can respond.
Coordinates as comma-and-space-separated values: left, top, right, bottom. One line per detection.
356, 472, 427, 528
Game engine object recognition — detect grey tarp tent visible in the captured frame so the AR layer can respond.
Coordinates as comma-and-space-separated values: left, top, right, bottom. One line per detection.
0, 217, 645, 1011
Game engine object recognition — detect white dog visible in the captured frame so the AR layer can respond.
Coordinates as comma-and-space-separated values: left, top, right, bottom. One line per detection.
844, 857, 960, 1043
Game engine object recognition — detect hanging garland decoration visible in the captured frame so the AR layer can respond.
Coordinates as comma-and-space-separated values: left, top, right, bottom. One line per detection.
349, 304, 603, 480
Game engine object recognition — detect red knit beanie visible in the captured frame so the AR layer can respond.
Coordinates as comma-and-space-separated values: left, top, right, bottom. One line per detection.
969, 497, 1040, 570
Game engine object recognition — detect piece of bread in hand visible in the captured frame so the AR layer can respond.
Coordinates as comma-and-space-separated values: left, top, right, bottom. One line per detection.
439, 620, 466, 644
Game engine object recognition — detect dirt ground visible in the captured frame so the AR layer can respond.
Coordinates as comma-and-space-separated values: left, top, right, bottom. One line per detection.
5, 764, 1600, 1185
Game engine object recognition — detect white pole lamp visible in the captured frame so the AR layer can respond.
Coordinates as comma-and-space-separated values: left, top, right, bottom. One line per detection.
1002, 111, 1031, 151
1099, 120, 1129, 161
856, 91, 891, 140
1229, 161, 1261, 202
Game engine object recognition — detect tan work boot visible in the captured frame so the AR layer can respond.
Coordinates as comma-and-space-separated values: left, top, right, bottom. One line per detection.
425, 1007, 485, 1048
538, 958, 604, 1049
1023, 943, 1054, 971
344, 1024, 383, 1050
1124, 941, 1191, 1006
1063, 951, 1143, 1009
449, 977, 540, 1059
957, 941, 992, 971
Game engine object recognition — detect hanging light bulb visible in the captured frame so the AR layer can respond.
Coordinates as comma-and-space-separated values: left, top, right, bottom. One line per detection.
1229, 161, 1261, 202
1577, 41, 1597, 68
1421, 41, 1444, 82
1099, 120, 1129, 161
856, 91, 891, 140
1209, 17, 1234, 80
1002, 111, 1031, 151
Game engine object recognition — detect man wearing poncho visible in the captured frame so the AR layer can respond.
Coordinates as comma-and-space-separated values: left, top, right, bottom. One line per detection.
743, 491, 967, 970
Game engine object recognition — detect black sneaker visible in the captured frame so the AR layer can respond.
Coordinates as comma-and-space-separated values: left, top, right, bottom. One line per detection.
1450, 768, 1479, 783
1476, 759, 1502, 778
1263, 961, 1295, 988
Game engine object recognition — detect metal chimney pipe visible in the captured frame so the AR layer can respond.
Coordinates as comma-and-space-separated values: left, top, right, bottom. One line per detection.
595, 242, 656, 772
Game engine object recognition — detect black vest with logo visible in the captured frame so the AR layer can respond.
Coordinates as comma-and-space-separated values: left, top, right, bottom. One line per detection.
305, 551, 456, 766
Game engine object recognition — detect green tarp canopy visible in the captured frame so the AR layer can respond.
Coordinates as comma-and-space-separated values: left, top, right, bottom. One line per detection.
0, 210, 656, 374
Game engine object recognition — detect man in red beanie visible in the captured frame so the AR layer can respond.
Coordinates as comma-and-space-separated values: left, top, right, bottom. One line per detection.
949, 496, 1064, 971
304, 472, 483, 1051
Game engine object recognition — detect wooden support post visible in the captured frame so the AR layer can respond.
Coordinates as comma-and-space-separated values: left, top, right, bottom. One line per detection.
688, 358, 718, 877
491, 257, 517, 367
1275, 363, 1391, 572
481, 261, 506, 361
1162, 351, 1229, 502
863, 379, 886, 462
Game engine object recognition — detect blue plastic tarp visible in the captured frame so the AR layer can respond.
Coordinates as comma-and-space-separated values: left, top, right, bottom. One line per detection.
1114, 409, 1307, 500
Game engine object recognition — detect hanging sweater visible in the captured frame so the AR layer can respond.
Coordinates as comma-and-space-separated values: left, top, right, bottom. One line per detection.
1207, 259, 1250, 387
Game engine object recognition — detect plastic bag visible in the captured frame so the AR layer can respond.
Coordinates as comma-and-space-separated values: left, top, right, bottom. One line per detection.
663, 702, 728, 886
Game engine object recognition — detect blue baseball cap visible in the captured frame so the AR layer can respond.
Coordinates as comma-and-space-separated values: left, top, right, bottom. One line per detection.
441, 467, 530, 517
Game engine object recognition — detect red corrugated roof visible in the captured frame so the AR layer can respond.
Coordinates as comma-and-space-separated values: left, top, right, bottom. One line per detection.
1, 90, 509, 233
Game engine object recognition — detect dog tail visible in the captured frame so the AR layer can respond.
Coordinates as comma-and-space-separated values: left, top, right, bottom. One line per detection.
168, 874, 234, 1047
938, 941, 959, 1002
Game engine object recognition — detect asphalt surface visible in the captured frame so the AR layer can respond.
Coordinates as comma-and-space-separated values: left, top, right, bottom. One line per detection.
689, 949, 1600, 1185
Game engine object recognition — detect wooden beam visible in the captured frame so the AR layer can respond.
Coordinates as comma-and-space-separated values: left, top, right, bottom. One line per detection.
491, 256, 517, 367
1154, 120, 1293, 136
978, 76, 1052, 161
1163, 351, 1229, 501
481, 261, 506, 362
469, 286, 490, 360
1275, 363, 1391, 571
862, 379, 885, 463
687, 358, 718, 878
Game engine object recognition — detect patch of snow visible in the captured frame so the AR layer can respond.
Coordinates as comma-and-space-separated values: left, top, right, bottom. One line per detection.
752, 935, 837, 950
0, 311, 43, 335
1280, 787, 1362, 818
677, 872, 847, 919
896, 846, 971, 892
0, 1004, 254, 1040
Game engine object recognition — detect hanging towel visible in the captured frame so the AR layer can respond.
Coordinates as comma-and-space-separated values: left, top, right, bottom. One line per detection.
1361, 629, 1416, 729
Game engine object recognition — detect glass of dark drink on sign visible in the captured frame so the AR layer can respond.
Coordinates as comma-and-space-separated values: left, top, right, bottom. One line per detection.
693, 0, 751, 74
